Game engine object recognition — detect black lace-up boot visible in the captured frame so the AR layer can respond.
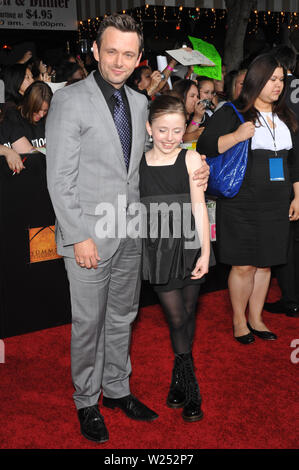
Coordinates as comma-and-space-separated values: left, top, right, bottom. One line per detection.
180, 352, 203, 422
166, 355, 186, 408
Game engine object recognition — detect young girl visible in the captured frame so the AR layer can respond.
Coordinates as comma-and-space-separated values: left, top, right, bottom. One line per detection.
139, 95, 213, 422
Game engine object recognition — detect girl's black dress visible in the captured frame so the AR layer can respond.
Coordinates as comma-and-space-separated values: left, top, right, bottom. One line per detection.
139, 148, 215, 292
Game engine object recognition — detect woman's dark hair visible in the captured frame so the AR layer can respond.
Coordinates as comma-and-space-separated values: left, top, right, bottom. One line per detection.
30, 59, 41, 80
2, 64, 27, 105
236, 53, 298, 133
197, 76, 214, 90
128, 65, 150, 87
55, 61, 82, 82
172, 79, 197, 105
18, 81, 53, 125
224, 70, 238, 101
271, 45, 296, 73
224, 69, 247, 101
148, 94, 187, 124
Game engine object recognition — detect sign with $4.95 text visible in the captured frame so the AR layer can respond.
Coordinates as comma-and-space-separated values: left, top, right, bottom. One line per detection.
0, 0, 77, 30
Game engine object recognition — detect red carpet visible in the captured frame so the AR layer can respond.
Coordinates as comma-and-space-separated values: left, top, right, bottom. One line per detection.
0, 280, 298, 449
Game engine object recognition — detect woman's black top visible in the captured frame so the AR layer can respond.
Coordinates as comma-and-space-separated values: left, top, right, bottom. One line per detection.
1, 107, 46, 149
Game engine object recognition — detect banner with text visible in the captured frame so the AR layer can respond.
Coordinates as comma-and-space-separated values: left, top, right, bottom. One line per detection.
29, 226, 62, 263
0, 0, 77, 30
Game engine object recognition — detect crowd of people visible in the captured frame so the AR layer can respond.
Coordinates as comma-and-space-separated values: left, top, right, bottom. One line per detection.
0, 13, 299, 444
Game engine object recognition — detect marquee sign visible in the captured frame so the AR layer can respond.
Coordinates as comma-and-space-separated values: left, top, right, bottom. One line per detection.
0, 0, 77, 30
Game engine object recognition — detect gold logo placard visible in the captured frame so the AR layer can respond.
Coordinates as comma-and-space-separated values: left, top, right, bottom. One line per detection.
29, 226, 61, 263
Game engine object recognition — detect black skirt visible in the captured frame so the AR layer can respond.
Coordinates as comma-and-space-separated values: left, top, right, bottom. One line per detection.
141, 193, 215, 292
216, 148, 292, 267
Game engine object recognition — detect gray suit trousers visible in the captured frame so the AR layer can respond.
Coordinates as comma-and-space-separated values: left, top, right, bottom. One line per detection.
64, 237, 141, 410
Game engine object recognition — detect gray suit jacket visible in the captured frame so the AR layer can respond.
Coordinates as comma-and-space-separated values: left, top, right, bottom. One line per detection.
46, 72, 148, 259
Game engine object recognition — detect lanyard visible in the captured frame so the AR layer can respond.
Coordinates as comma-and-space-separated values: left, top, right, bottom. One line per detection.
259, 112, 277, 156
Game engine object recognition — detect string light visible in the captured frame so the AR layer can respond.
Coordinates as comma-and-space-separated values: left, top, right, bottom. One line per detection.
176, 5, 182, 30
195, 7, 200, 21
255, 10, 259, 32
162, 5, 167, 23
153, 6, 158, 27
276, 12, 280, 34
136, 8, 143, 32
219, 9, 226, 20
211, 7, 217, 29
77, 6, 297, 46
263, 12, 267, 25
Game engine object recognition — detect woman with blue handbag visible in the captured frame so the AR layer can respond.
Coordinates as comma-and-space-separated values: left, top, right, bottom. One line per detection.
197, 53, 299, 344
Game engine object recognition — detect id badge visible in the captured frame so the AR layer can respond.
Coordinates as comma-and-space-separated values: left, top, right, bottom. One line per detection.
269, 157, 285, 181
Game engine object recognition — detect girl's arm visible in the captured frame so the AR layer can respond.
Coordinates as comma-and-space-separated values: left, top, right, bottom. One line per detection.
185, 150, 210, 279
289, 181, 299, 221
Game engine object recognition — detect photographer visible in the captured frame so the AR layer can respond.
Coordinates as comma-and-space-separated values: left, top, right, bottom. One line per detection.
197, 76, 216, 116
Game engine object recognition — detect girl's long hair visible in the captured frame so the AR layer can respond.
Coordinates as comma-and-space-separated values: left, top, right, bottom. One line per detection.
172, 79, 197, 106
18, 81, 53, 125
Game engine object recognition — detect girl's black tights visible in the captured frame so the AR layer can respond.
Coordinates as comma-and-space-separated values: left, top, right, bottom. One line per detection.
156, 284, 201, 354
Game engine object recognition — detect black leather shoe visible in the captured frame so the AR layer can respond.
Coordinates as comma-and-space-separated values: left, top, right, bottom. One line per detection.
264, 300, 299, 317
234, 332, 255, 345
102, 394, 158, 421
175, 353, 203, 422
78, 405, 109, 443
182, 375, 203, 422
247, 323, 277, 340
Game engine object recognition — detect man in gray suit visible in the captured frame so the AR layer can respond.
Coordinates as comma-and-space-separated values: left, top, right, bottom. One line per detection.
46, 14, 158, 443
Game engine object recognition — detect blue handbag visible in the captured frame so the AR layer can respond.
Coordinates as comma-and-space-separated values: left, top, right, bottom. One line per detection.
206, 102, 249, 198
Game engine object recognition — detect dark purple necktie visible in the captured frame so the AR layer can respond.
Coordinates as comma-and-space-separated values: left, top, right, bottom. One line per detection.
113, 90, 131, 170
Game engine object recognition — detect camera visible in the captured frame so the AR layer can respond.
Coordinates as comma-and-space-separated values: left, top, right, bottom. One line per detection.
200, 99, 214, 110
